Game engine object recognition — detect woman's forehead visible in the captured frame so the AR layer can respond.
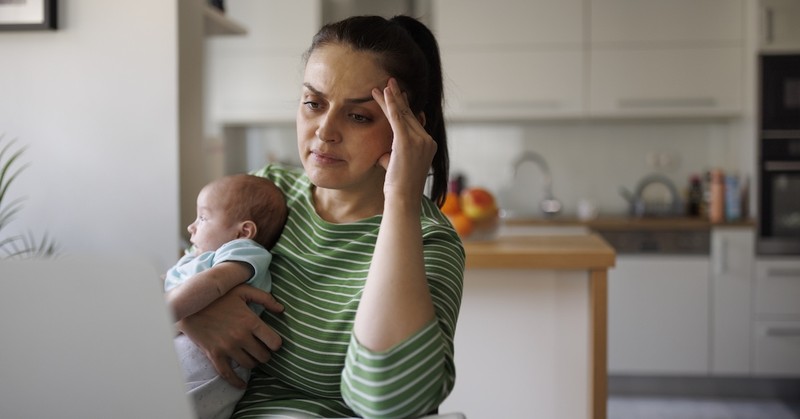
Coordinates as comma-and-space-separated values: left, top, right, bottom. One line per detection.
304, 44, 388, 96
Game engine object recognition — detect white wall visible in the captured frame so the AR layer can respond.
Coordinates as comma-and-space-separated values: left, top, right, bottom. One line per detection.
0, 0, 180, 270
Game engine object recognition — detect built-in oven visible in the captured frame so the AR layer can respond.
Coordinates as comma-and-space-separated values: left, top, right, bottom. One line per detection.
758, 53, 800, 255
758, 138, 800, 254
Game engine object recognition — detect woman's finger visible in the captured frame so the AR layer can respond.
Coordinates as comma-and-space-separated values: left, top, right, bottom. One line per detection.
208, 351, 247, 389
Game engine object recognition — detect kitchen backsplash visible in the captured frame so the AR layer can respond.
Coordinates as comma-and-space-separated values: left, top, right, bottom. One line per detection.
234, 118, 754, 218
448, 119, 753, 218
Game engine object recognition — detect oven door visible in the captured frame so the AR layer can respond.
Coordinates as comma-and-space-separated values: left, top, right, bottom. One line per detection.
759, 154, 800, 255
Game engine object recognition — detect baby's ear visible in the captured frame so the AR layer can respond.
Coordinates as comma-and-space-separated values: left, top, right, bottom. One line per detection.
239, 221, 257, 240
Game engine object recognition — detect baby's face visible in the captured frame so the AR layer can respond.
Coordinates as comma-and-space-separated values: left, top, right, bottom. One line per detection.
186, 185, 240, 254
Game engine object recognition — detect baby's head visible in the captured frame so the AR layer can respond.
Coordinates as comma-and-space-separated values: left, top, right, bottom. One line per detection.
188, 174, 288, 254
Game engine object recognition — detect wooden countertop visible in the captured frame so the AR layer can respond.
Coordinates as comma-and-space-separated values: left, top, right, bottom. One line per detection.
503, 216, 756, 231
464, 233, 616, 270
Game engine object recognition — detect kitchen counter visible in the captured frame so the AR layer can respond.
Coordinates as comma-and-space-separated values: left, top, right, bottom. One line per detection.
444, 232, 614, 419
464, 233, 616, 269
503, 216, 756, 231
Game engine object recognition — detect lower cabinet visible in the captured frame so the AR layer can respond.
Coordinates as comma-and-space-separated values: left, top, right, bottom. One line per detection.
711, 228, 754, 375
609, 227, 800, 378
608, 255, 711, 374
753, 258, 800, 376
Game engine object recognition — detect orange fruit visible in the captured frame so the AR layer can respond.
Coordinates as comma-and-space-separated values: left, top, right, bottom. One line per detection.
447, 212, 473, 238
441, 191, 461, 215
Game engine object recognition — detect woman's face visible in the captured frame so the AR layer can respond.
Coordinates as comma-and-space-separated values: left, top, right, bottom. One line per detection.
297, 43, 393, 193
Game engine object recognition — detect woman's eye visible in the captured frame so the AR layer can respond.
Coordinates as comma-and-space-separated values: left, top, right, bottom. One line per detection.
349, 113, 370, 123
303, 101, 321, 110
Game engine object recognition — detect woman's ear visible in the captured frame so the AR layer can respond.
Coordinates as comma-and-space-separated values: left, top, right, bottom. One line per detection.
238, 220, 257, 240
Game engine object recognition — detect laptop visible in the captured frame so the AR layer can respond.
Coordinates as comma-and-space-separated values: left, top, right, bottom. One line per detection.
0, 255, 195, 419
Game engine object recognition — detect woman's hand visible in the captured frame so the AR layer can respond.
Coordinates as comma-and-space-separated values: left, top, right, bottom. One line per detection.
356, 78, 438, 352
176, 284, 284, 389
372, 78, 437, 205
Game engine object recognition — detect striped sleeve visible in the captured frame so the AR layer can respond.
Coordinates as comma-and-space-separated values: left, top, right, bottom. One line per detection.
341, 203, 466, 419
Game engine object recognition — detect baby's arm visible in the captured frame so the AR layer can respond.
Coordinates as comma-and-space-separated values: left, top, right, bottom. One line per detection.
166, 261, 253, 321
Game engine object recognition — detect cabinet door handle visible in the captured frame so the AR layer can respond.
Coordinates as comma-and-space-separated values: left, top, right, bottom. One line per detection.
766, 268, 800, 279
714, 237, 728, 276
617, 97, 716, 109
766, 327, 800, 337
464, 99, 563, 110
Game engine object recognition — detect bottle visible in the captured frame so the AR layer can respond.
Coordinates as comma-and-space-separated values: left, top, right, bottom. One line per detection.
700, 170, 711, 218
739, 174, 750, 220
725, 173, 741, 222
687, 174, 703, 217
708, 169, 725, 223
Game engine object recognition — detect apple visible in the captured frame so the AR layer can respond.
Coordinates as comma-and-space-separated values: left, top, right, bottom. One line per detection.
460, 187, 498, 221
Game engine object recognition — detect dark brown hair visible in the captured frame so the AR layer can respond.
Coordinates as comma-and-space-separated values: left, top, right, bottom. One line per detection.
217, 174, 287, 249
304, 15, 449, 207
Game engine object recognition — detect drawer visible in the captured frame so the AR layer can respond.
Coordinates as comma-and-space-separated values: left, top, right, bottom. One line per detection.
753, 320, 800, 376
754, 260, 800, 316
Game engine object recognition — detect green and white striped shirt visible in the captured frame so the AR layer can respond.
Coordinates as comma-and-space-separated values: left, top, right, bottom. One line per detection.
232, 165, 465, 419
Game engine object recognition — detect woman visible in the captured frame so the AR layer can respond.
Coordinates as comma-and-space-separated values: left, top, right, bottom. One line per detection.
178, 15, 465, 418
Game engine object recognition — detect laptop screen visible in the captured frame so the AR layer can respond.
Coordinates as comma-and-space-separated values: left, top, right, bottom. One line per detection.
0, 255, 195, 419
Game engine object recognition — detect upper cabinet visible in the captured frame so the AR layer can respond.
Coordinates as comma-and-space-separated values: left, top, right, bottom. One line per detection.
760, 0, 800, 52
433, 0, 583, 47
433, 0, 585, 120
589, 0, 745, 118
433, 0, 747, 120
590, 0, 743, 45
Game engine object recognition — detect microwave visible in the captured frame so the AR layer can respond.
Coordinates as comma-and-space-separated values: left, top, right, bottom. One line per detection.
760, 54, 800, 133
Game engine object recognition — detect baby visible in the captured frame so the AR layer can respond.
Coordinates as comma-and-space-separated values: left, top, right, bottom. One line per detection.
164, 174, 287, 419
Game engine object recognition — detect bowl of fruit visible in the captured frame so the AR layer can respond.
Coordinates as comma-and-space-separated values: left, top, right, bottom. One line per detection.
441, 186, 500, 241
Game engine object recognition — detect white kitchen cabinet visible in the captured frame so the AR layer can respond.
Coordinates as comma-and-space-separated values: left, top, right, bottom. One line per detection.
753, 320, 800, 376
441, 50, 584, 120
760, 0, 800, 52
710, 228, 754, 375
590, 0, 744, 45
755, 258, 800, 317
588, 0, 745, 118
432, 0, 585, 120
432, 0, 583, 47
441, 268, 597, 419
753, 258, 800, 376
589, 47, 744, 118
608, 256, 711, 375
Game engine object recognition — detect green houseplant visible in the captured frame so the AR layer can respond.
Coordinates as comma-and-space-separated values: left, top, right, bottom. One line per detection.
0, 134, 58, 259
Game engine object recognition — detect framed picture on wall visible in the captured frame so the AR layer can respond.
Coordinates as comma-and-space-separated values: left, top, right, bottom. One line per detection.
0, 0, 57, 31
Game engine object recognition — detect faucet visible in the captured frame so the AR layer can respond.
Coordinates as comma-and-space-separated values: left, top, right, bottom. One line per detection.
512, 151, 562, 216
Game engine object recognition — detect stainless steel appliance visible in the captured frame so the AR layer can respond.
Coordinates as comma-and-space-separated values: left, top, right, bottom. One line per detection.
758, 54, 800, 254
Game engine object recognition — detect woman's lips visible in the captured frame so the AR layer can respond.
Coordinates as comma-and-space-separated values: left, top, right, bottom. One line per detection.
310, 150, 344, 164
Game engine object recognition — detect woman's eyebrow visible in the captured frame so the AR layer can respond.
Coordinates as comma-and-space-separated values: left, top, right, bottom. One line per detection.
303, 82, 375, 104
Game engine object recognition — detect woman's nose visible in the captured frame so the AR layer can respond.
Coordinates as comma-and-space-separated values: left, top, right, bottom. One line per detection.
316, 114, 340, 143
